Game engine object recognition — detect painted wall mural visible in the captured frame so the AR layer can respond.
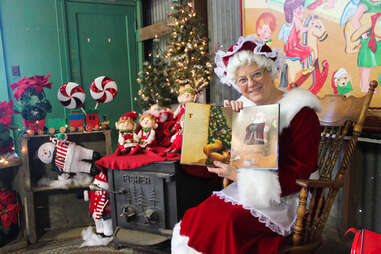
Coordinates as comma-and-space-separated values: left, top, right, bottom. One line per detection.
241, 0, 380, 106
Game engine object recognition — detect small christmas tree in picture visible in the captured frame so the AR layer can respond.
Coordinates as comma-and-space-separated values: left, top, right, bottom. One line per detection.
136, 38, 177, 110
207, 106, 232, 152
165, 0, 213, 93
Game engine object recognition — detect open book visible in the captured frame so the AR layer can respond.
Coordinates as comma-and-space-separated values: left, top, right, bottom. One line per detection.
180, 103, 280, 170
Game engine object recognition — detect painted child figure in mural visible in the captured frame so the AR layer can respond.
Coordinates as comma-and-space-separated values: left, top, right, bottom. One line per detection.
331, 68, 353, 96
253, 12, 277, 46
279, 0, 315, 75
114, 112, 138, 156
130, 113, 158, 155
84, 171, 112, 237
351, 0, 381, 92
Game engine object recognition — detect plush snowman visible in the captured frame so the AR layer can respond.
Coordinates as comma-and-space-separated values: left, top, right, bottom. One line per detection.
37, 133, 100, 175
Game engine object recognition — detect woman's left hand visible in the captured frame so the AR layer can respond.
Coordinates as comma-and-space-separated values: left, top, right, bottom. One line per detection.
207, 161, 238, 182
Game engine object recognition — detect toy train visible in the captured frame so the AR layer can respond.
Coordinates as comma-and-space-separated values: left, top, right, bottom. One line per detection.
47, 110, 110, 135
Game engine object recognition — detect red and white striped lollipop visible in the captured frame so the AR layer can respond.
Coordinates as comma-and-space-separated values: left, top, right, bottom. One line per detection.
57, 82, 86, 109
90, 76, 118, 109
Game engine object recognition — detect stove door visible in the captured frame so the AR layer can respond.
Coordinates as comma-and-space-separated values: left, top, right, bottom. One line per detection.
110, 170, 173, 233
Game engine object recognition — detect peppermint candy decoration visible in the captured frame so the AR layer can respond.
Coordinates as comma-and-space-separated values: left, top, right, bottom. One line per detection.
57, 82, 86, 109
90, 76, 118, 109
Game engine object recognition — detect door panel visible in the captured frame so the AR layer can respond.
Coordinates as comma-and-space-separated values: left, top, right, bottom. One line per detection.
67, 2, 137, 131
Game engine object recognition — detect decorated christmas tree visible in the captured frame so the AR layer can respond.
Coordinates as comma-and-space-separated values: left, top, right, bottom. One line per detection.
165, 0, 213, 93
207, 106, 232, 151
136, 39, 177, 110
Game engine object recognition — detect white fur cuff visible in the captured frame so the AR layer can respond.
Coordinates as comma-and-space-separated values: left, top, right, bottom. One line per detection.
171, 222, 202, 254
237, 169, 281, 208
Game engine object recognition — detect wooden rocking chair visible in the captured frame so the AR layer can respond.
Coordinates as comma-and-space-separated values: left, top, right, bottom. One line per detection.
278, 80, 378, 254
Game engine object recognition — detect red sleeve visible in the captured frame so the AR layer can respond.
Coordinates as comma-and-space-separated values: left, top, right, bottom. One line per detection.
278, 107, 321, 196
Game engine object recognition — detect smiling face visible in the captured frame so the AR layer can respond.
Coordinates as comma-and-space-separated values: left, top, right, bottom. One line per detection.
236, 62, 279, 105
335, 74, 351, 87
178, 91, 195, 103
140, 115, 157, 129
257, 24, 273, 42
116, 118, 135, 131
293, 5, 304, 19
38, 142, 55, 164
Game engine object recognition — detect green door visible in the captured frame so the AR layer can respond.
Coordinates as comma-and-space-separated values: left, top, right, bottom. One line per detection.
66, 2, 137, 132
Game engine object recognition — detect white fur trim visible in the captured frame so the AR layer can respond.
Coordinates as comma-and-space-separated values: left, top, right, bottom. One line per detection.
277, 88, 321, 132
237, 170, 281, 208
93, 178, 109, 190
171, 222, 202, 254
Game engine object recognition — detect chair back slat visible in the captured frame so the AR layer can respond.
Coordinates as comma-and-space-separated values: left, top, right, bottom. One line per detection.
291, 81, 377, 249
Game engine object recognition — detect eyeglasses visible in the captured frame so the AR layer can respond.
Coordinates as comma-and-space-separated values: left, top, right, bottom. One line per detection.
237, 69, 266, 87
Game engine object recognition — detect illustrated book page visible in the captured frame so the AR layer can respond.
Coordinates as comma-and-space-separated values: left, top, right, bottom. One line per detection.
180, 103, 279, 170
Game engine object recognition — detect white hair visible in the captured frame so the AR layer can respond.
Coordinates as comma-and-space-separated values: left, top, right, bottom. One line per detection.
226, 50, 280, 87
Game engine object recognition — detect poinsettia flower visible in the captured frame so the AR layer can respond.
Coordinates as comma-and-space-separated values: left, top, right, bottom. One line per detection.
7, 203, 20, 224
10, 75, 52, 100
0, 100, 15, 126
0, 190, 16, 207
0, 202, 20, 229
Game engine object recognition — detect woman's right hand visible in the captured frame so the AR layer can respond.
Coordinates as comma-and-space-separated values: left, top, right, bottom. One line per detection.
207, 160, 238, 182
223, 100, 243, 112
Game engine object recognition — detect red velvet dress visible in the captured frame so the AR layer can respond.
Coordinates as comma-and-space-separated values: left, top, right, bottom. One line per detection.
176, 106, 321, 254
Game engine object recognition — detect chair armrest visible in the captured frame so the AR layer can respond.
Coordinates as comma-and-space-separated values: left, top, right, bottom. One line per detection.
296, 179, 343, 188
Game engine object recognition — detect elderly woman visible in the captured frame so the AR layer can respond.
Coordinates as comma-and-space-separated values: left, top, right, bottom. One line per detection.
171, 36, 321, 254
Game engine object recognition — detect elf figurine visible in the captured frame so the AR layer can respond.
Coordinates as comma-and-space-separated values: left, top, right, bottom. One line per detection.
114, 112, 138, 155
130, 113, 158, 155
167, 84, 197, 152
84, 171, 112, 237
37, 133, 100, 175
144, 104, 174, 147
172, 84, 197, 122
166, 114, 184, 153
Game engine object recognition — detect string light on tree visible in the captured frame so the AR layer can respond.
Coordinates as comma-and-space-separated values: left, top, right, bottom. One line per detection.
136, 36, 177, 109
166, 0, 213, 94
